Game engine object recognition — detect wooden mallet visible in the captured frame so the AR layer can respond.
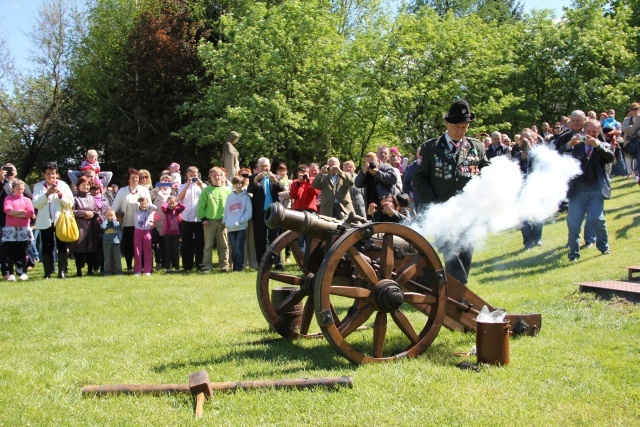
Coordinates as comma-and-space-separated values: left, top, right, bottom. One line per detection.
189, 370, 213, 419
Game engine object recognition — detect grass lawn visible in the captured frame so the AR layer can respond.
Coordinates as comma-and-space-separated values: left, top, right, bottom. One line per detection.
1, 177, 639, 426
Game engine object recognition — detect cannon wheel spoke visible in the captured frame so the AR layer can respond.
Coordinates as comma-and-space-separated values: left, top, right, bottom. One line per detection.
347, 247, 379, 285
274, 289, 306, 316
299, 297, 315, 335
269, 272, 303, 286
372, 312, 387, 358
315, 223, 447, 363
394, 256, 426, 288
338, 303, 375, 338
390, 310, 419, 345
329, 286, 371, 299
379, 233, 395, 280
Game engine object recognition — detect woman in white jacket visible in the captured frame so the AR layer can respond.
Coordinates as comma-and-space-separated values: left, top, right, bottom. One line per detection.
32, 162, 74, 279
111, 168, 151, 272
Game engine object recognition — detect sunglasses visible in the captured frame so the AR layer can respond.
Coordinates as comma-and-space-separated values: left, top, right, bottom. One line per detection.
139, 175, 149, 179
632, 107, 639, 111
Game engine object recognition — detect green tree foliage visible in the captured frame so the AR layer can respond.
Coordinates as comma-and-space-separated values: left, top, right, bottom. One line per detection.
409, 0, 524, 22
0, 0, 83, 179
181, 1, 353, 167
70, 0, 213, 182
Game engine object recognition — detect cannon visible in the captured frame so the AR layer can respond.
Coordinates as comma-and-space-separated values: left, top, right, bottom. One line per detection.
257, 204, 541, 364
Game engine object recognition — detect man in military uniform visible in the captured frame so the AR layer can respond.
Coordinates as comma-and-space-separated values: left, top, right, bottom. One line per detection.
412, 99, 490, 285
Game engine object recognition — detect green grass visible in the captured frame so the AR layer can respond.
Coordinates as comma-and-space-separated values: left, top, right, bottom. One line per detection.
1, 177, 639, 426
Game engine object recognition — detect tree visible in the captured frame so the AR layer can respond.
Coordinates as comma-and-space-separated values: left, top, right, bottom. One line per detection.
0, 0, 83, 179
71, 0, 212, 180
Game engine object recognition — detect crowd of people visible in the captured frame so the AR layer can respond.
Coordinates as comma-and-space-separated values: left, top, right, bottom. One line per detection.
0, 102, 637, 283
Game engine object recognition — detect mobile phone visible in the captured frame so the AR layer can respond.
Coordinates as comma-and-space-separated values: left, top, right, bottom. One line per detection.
2, 166, 13, 177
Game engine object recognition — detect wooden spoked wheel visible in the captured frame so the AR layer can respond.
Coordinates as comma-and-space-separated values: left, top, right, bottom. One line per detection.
257, 230, 347, 339
314, 223, 447, 363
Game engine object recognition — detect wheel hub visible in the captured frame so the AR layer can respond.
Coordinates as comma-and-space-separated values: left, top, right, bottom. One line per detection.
373, 279, 404, 313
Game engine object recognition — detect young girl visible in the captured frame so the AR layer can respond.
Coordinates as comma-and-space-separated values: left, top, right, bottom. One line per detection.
80, 149, 101, 173
133, 196, 157, 276
161, 195, 185, 272
2, 180, 35, 281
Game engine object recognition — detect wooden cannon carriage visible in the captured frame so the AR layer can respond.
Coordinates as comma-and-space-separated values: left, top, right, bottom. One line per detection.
257, 204, 541, 364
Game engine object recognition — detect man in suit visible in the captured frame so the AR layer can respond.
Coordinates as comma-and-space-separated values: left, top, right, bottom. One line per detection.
486, 131, 511, 159
312, 157, 354, 220
248, 157, 284, 269
412, 99, 490, 285
554, 110, 587, 150
558, 119, 614, 261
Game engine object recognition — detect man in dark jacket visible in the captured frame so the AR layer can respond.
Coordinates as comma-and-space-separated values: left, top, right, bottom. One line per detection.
354, 152, 399, 220
412, 99, 490, 285
558, 119, 615, 261
248, 157, 284, 269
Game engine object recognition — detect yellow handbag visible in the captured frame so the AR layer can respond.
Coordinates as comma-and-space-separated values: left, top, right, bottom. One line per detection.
55, 206, 80, 242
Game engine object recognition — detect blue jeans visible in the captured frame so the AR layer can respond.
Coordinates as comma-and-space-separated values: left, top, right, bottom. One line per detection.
228, 229, 246, 271
567, 190, 609, 260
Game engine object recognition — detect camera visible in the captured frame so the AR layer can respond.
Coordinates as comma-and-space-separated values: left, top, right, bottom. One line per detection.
328, 166, 336, 171
2, 166, 13, 177
369, 162, 376, 169
191, 177, 198, 183
579, 135, 587, 143
301, 173, 309, 181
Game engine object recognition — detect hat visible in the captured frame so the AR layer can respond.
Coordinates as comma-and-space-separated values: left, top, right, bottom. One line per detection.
444, 100, 476, 124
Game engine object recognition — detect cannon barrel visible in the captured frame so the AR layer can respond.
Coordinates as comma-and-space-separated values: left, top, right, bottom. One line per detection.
264, 203, 344, 240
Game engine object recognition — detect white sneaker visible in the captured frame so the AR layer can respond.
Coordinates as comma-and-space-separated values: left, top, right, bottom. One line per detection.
7, 274, 16, 282
144, 272, 151, 277
134, 273, 141, 277
19, 274, 29, 281
635, 176, 639, 183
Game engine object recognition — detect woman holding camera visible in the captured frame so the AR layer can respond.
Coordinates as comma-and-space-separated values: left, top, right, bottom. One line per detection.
33, 162, 74, 279
111, 168, 151, 272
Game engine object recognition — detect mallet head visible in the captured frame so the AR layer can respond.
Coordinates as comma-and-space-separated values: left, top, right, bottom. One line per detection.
189, 370, 212, 397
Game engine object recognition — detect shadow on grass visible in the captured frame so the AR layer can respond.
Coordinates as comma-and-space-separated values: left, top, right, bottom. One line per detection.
474, 247, 566, 281
614, 214, 640, 239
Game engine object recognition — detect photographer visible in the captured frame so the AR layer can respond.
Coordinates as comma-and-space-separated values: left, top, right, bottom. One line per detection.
289, 165, 317, 214
312, 157, 354, 220
32, 161, 74, 279
354, 152, 399, 220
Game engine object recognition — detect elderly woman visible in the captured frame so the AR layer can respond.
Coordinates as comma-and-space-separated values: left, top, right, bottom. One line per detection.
71, 176, 101, 277
111, 168, 151, 272
33, 162, 74, 279
2, 180, 35, 281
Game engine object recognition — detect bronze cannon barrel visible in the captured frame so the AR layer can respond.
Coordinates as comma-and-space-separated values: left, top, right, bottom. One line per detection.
264, 203, 344, 240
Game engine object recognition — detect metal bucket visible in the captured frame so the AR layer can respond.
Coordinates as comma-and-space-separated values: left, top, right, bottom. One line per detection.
270, 287, 303, 332
476, 321, 511, 365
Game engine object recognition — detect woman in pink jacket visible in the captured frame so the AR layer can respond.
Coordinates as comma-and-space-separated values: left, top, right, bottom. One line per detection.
2, 180, 35, 281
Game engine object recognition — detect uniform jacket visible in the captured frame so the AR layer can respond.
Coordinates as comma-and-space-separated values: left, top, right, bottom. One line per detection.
558, 140, 615, 199
32, 180, 74, 230
312, 171, 355, 218
413, 135, 490, 208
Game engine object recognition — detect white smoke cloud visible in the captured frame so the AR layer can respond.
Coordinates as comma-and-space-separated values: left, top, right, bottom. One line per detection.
409, 145, 582, 255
